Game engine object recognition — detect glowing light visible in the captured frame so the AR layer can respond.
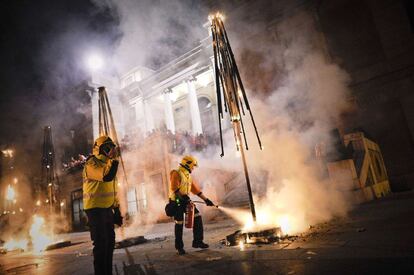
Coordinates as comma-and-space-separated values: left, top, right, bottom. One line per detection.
19, 208, 23, 212
48, 183, 52, 186
45, 199, 49, 203
220, 206, 296, 236
208, 12, 225, 23
2, 149, 13, 158
86, 54, 104, 71
13, 178, 18, 184
36, 200, 41, 206
60, 202, 65, 207
6, 185, 15, 201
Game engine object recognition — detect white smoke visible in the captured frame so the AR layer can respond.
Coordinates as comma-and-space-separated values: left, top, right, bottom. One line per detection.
204, 11, 355, 234
92, 0, 206, 73
92, 1, 356, 236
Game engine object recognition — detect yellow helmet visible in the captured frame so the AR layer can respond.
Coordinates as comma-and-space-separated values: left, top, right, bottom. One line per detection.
92, 136, 116, 156
180, 155, 198, 171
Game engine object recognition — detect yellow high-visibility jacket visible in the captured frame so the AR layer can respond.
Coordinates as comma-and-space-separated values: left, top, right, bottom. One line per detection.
169, 166, 201, 201
83, 154, 119, 210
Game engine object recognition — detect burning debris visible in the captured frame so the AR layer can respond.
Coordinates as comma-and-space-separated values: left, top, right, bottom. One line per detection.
0, 214, 70, 254
224, 227, 282, 246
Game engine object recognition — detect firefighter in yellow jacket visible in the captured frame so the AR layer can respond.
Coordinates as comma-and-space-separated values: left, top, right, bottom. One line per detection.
83, 136, 123, 275
170, 155, 215, 255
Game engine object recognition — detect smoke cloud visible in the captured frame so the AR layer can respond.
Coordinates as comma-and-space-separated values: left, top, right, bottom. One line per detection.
92, 0, 206, 72
202, 11, 355, 234
90, 1, 355, 236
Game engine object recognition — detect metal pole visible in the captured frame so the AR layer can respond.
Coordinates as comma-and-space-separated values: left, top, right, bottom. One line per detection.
235, 122, 256, 221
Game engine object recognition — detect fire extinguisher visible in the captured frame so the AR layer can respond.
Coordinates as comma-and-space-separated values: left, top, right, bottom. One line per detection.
185, 201, 195, 228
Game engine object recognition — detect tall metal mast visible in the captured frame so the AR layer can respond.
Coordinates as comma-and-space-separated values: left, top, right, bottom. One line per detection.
41, 126, 59, 213
210, 13, 263, 222
97, 86, 130, 187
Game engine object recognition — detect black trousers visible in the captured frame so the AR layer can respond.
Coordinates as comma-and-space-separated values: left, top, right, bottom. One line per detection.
173, 202, 203, 250
86, 208, 115, 275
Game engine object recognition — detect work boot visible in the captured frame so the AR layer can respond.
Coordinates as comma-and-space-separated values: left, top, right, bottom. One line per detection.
177, 248, 186, 255
192, 241, 209, 249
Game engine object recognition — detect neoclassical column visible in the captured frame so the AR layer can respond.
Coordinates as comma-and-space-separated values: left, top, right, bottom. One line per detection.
163, 89, 175, 133
186, 78, 203, 135
133, 97, 145, 131
143, 99, 155, 134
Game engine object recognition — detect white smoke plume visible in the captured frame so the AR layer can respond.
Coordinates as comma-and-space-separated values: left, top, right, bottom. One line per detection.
202, 11, 355, 234
92, 1, 356, 236
92, 0, 206, 73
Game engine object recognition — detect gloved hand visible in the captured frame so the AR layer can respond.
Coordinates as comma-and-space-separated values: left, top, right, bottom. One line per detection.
204, 198, 215, 207
113, 207, 123, 226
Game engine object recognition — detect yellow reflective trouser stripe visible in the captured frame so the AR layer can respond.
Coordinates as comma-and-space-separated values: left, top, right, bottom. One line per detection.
175, 220, 183, 224
83, 192, 117, 199
194, 213, 201, 217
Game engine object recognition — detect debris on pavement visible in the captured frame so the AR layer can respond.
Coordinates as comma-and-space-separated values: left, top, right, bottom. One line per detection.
115, 236, 147, 249
206, 256, 222, 261
225, 227, 282, 246
75, 251, 88, 257
45, 240, 72, 251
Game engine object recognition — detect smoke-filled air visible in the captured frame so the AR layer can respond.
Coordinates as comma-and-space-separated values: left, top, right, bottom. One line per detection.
95, 0, 356, 237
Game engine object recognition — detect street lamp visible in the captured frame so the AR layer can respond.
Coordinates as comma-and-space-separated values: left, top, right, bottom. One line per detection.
85, 53, 104, 71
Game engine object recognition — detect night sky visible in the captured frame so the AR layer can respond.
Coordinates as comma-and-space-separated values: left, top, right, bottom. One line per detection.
0, 0, 120, 173
0, 0, 206, 177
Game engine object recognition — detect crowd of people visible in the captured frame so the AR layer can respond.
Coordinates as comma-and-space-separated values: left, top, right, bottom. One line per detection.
62, 129, 221, 173
62, 154, 87, 172
121, 128, 221, 154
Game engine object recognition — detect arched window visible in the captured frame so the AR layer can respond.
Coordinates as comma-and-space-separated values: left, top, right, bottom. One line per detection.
198, 97, 215, 134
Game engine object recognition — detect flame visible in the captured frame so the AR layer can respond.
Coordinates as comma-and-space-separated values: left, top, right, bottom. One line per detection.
3, 239, 28, 251
29, 215, 53, 253
219, 206, 299, 235
6, 185, 15, 200
242, 211, 295, 235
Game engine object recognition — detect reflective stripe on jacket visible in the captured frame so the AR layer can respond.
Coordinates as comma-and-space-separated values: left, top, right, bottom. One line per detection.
82, 154, 119, 210
169, 166, 201, 200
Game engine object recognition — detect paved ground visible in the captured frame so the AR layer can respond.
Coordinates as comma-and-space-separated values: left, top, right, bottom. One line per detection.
1, 191, 414, 274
